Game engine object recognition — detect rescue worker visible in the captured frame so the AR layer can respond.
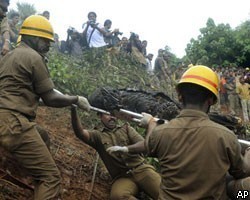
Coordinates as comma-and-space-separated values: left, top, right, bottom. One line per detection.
0, 15, 90, 200
70, 106, 161, 200
108, 65, 250, 199
0, 0, 10, 56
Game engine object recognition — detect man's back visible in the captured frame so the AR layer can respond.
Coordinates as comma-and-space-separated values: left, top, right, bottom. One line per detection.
148, 109, 244, 200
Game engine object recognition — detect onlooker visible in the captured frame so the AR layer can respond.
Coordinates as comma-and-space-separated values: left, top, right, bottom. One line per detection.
119, 36, 128, 52
82, 11, 107, 48
145, 53, 154, 74
103, 19, 121, 47
225, 70, 240, 115
236, 76, 250, 123
0, 0, 10, 56
244, 67, 250, 84
51, 33, 61, 52
0, 15, 90, 199
141, 40, 147, 57
8, 11, 19, 44
71, 106, 161, 200
42, 10, 50, 20
154, 50, 170, 83
219, 74, 229, 112
66, 27, 82, 57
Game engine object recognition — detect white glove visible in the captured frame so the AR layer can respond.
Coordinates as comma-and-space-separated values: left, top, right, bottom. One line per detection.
106, 146, 129, 154
139, 112, 154, 128
76, 96, 91, 111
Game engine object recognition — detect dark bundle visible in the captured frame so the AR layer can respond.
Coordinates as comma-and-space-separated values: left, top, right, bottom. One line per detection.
88, 87, 246, 137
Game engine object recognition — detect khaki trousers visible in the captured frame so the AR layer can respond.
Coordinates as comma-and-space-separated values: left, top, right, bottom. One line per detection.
0, 110, 61, 200
110, 164, 161, 200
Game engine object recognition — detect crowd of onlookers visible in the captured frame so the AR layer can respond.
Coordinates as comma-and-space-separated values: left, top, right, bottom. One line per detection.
211, 66, 250, 124
0, 9, 157, 73
0, 9, 172, 82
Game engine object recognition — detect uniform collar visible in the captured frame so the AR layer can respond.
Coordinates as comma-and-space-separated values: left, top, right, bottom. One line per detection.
19, 42, 48, 62
100, 124, 123, 132
177, 109, 209, 119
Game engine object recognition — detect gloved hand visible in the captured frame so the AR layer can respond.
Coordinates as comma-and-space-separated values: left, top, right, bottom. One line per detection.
76, 96, 91, 112
106, 146, 129, 154
139, 112, 154, 128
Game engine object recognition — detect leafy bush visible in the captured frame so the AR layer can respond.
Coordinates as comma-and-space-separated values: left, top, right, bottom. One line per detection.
48, 48, 158, 97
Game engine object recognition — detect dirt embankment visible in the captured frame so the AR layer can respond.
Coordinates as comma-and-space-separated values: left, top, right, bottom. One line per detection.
0, 106, 111, 200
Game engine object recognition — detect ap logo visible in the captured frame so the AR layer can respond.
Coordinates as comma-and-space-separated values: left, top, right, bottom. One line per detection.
236, 190, 250, 199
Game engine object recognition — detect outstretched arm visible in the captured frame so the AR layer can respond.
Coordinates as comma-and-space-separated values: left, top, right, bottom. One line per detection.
106, 140, 146, 154
71, 105, 90, 142
40, 89, 90, 111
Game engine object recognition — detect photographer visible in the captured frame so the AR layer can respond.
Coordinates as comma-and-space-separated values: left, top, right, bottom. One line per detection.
103, 19, 122, 47
66, 27, 82, 57
82, 11, 107, 48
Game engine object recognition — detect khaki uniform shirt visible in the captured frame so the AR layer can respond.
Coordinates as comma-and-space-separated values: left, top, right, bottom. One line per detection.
0, 17, 9, 34
87, 123, 145, 180
236, 83, 250, 100
0, 42, 54, 120
147, 109, 246, 200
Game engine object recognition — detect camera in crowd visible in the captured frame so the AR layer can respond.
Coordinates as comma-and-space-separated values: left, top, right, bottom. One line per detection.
114, 31, 123, 36
130, 32, 138, 40
67, 27, 76, 35
88, 19, 96, 26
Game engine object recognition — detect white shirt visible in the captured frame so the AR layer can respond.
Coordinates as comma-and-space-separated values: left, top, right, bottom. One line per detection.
83, 23, 107, 48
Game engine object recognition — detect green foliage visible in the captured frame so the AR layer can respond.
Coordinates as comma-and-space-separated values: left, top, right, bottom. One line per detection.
186, 18, 239, 67
48, 49, 162, 97
185, 18, 250, 68
235, 20, 250, 67
16, 2, 36, 21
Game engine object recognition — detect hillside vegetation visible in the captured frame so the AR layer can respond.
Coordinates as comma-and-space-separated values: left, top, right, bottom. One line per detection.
48, 48, 171, 98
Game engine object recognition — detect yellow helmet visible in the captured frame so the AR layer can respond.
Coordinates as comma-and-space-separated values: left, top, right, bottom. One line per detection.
19, 15, 54, 42
177, 65, 219, 102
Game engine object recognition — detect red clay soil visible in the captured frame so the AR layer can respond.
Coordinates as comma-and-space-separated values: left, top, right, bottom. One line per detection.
0, 106, 111, 200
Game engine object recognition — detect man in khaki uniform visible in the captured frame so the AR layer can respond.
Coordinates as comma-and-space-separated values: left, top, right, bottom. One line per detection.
108, 65, 250, 199
143, 66, 250, 199
71, 106, 161, 200
236, 76, 250, 123
0, 15, 90, 200
0, 0, 10, 56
